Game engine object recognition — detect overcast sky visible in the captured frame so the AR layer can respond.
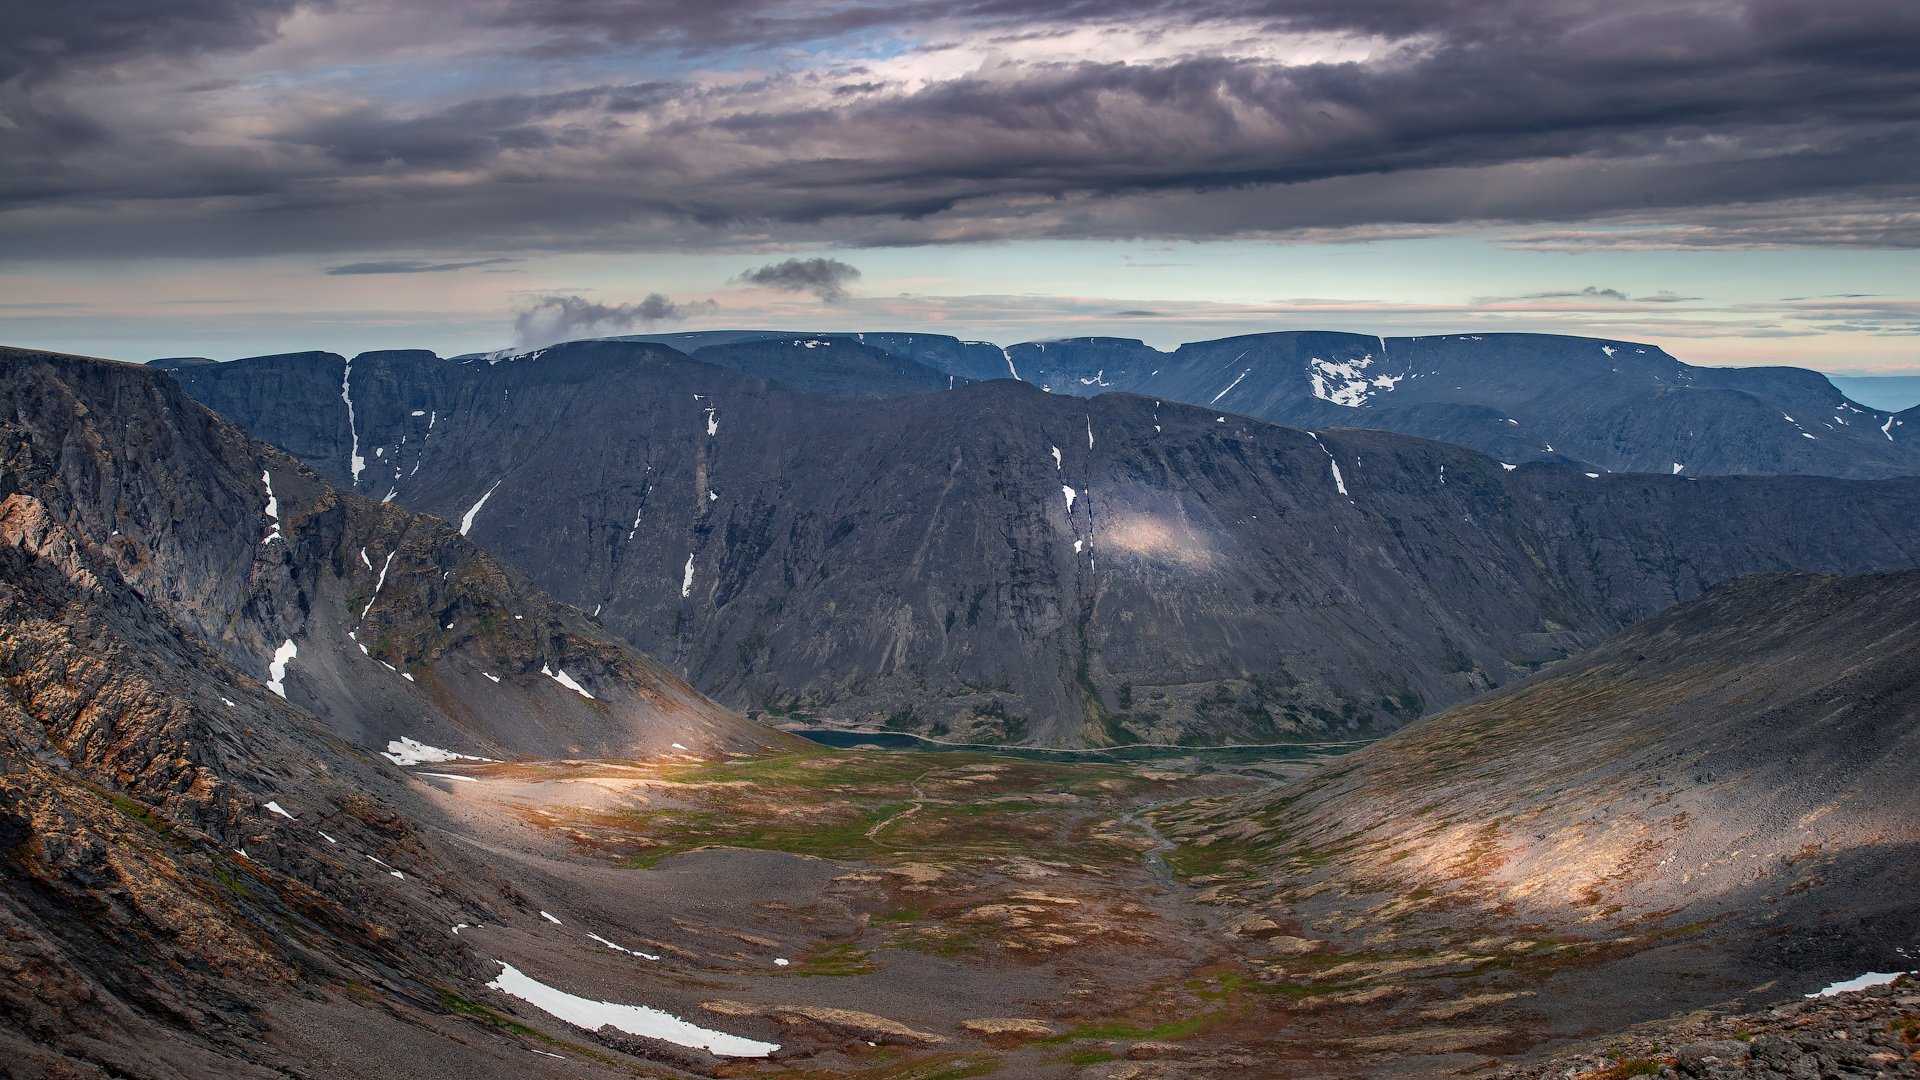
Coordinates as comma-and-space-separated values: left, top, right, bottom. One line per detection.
2, 0, 1917, 370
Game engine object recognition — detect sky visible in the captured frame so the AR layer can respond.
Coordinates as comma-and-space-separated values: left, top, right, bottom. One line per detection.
2, 0, 1917, 372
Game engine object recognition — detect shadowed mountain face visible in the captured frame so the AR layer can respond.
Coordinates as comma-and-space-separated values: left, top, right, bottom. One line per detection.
1158, 570, 1920, 1038
889, 331, 1920, 480
0, 347, 791, 1076
163, 342, 1920, 746
612, 330, 1920, 477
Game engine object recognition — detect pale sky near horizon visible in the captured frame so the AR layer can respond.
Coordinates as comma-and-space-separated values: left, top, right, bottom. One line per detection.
3, 1, 1917, 372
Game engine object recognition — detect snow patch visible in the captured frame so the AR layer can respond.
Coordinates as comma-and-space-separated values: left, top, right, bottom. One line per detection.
1062, 485, 1077, 513
1050, 445, 1061, 470
1808, 971, 1911, 998
1672, 462, 1685, 474
341, 362, 365, 483
482, 672, 500, 683
460, 479, 502, 535
361, 550, 395, 619
260, 471, 283, 544
1306, 353, 1399, 408
541, 911, 562, 924
264, 639, 297, 698
1209, 368, 1250, 405
542, 664, 595, 700
589, 933, 661, 961
1500, 463, 1517, 471
486, 963, 778, 1057
418, 771, 478, 783
264, 801, 296, 821
381, 736, 496, 766
682, 553, 696, 598
705, 407, 719, 437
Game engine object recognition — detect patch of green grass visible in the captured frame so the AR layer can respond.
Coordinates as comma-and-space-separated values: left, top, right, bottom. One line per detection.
1052, 1010, 1226, 1042
105, 792, 175, 836
1043, 1048, 1118, 1065
778, 940, 878, 977
873, 905, 924, 923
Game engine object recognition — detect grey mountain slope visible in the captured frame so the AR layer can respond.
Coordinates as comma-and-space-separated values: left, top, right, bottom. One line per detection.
160, 341, 1920, 747
859, 330, 1920, 479
3, 345, 776, 760
1165, 569, 1920, 1026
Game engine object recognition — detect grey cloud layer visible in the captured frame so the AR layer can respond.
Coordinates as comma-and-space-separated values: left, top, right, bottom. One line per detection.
2, 0, 1918, 258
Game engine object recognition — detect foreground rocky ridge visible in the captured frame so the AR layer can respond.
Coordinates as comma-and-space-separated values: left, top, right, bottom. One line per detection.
1, 347, 788, 1076
1490, 976, 1919, 1079
164, 341, 1920, 745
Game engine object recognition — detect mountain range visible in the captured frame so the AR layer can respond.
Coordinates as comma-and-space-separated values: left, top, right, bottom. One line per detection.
615, 329, 1920, 479
161, 337, 1920, 745
3, 342, 1914, 1077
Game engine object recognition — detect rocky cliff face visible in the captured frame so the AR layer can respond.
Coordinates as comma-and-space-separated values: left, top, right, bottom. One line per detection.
0, 345, 789, 1075
163, 342, 1920, 746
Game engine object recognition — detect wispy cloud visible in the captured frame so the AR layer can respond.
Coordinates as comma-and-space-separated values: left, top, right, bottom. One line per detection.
324, 257, 518, 275
511, 293, 717, 349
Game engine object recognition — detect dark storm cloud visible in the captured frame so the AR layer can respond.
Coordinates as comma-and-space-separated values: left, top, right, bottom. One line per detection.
325, 257, 517, 275
511, 293, 717, 349
733, 257, 861, 302
2, 0, 1919, 257
0, 0, 308, 83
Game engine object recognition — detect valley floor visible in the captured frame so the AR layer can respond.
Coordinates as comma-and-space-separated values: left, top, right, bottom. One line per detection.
286, 742, 1900, 1080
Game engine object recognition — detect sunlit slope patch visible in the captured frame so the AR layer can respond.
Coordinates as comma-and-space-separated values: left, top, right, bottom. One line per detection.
1158, 570, 1920, 1033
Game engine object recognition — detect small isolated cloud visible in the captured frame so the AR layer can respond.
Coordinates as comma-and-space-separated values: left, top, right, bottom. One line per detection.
325, 257, 517, 275
1473, 285, 1701, 306
1524, 286, 1628, 302
512, 293, 715, 349
734, 257, 861, 302
1113, 309, 1165, 317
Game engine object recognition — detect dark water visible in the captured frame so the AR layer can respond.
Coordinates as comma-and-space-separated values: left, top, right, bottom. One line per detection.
790, 728, 1369, 766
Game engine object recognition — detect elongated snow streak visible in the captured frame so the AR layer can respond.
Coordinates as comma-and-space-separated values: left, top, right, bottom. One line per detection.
1308, 433, 1352, 501
261, 471, 283, 544
361, 550, 395, 618
265, 801, 296, 820
682, 553, 696, 598
588, 933, 661, 961
542, 664, 595, 700
1209, 369, 1250, 405
1086, 416, 1095, 450
1050, 445, 1061, 470
705, 407, 718, 437
342, 361, 365, 483
487, 963, 778, 1057
1062, 485, 1077, 513
1885, 416, 1897, 440
359, 547, 372, 570
1001, 347, 1020, 380
264, 639, 297, 698
460, 479, 502, 536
